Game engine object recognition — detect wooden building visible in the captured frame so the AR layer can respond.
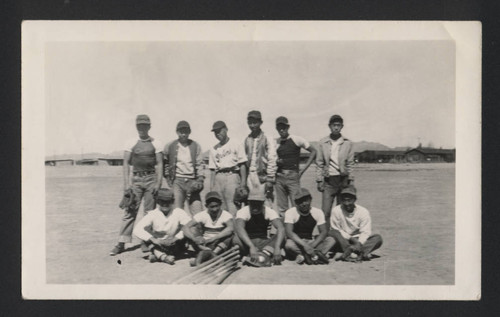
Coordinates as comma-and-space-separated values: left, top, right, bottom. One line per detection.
45, 159, 74, 166
355, 150, 407, 163
405, 148, 455, 163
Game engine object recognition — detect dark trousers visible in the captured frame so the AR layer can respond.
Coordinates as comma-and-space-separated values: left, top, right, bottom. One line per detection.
321, 175, 349, 226
232, 234, 284, 256
328, 229, 383, 256
148, 239, 188, 258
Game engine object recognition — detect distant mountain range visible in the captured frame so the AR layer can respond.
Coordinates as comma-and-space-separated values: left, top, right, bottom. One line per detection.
46, 141, 413, 161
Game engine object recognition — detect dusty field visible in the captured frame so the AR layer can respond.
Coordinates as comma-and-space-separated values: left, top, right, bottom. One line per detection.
45, 163, 454, 285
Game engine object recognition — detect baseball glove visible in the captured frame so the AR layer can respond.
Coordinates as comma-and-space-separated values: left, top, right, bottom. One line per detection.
188, 180, 204, 195
119, 189, 138, 211
234, 186, 249, 203
243, 251, 272, 267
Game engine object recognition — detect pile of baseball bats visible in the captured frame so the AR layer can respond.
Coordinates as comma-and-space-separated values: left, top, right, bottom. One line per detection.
172, 246, 240, 284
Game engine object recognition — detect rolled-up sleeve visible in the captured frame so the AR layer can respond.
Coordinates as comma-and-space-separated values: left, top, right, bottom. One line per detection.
133, 213, 155, 241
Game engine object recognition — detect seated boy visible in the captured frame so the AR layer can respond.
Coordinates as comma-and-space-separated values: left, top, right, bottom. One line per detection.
133, 188, 198, 264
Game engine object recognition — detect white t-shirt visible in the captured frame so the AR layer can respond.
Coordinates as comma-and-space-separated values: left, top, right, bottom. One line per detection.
284, 207, 325, 226
328, 136, 343, 176
193, 210, 233, 239
133, 208, 192, 241
330, 204, 372, 244
208, 138, 247, 170
235, 206, 280, 222
175, 143, 195, 177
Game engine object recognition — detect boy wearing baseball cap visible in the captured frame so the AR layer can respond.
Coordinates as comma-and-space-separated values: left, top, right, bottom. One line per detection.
163, 120, 205, 216
244, 110, 277, 207
208, 120, 248, 215
328, 186, 383, 262
133, 188, 199, 264
188, 191, 235, 266
315, 114, 355, 227
275, 116, 317, 216
233, 191, 285, 266
110, 114, 164, 256
284, 188, 335, 264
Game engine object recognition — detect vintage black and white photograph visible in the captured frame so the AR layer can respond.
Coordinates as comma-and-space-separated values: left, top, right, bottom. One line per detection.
22, 21, 480, 300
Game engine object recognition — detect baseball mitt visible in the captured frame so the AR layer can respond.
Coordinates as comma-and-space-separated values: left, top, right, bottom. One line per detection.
243, 251, 272, 267
188, 180, 204, 195
119, 189, 138, 211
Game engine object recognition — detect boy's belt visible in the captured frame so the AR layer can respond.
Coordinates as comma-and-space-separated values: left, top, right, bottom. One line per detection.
216, 167, 239, 174
133, 170, 155, 177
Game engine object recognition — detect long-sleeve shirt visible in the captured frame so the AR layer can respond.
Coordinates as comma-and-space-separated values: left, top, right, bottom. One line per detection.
330, 204, 372, 244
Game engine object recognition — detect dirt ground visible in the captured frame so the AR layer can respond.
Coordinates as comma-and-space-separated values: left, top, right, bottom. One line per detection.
45, 163, 454, 285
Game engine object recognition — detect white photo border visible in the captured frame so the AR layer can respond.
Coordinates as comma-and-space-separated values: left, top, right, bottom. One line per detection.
21, 21, 481, 300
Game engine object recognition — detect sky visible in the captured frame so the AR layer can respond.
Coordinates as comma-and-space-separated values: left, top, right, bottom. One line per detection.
45, 40, 455, 156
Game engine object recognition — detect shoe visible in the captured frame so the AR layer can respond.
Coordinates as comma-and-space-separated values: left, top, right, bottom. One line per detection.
314, 250, 329, 265
340, 246, 354, 261
333, 253, 344, 261
149, 253, 158, 263
162, 255, 175, 265
360, 252, 372, 261
296, 254, 305, 265
109, 244, 125, 256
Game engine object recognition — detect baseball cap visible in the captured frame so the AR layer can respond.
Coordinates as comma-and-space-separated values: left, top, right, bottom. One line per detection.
176, 120, 191, 130
156, 188, 174, 202
340, 185, 357, 198
329, 114, 343, 125
211, 120, 227, 132
247, 110, 262, 121
275, 116, 289, 126
294, 188, 312, 201
205, 191, 223, 204
136, 114, 151, 125
247, 190, 266, 201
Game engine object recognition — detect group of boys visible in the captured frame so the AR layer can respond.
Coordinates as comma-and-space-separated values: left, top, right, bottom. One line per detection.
110, 111, 383, 267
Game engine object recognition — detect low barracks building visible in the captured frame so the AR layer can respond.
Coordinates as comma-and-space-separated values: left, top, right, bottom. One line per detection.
355, 148, 455, 163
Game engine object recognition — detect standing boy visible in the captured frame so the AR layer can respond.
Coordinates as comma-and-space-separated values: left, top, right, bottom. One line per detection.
110, 114, 163, 256
275, 116, 317, 215
244, 110, 277, 207
164, 121, 204, 216
315, 114, 355, 225
208, 120, 247, 215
